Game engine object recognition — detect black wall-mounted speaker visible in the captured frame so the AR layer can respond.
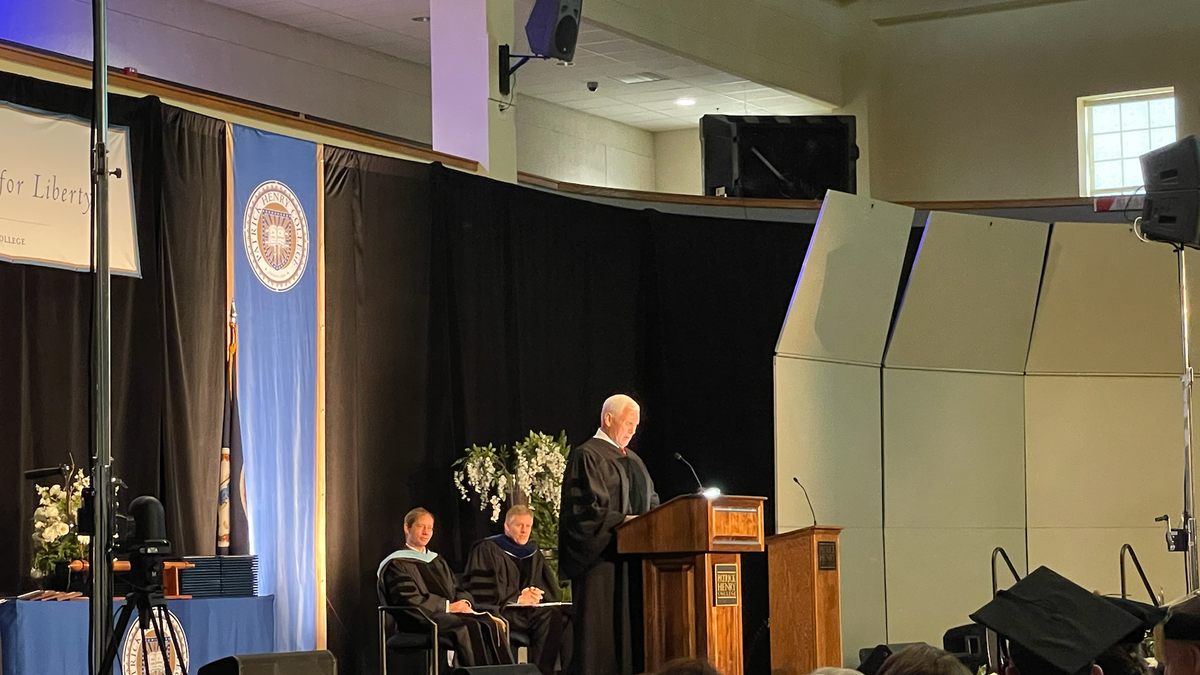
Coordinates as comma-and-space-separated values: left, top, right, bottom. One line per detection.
525, 0, 583, 62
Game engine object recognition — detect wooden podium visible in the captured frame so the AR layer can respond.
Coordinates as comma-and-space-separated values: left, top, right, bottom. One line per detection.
767, 526, 843, 675
616, 494, 766, 675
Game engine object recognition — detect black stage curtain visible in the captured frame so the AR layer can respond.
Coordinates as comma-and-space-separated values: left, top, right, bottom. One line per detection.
0, 72, 226, 594
323, 147, 440, 672
325, 161, 811, 674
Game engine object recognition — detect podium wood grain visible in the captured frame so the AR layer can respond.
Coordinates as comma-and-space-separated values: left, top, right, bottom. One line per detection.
617, 495, 766, 675
768, 526, 843, 675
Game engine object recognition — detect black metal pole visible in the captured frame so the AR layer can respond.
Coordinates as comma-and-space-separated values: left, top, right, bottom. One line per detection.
89, 0, 115, 672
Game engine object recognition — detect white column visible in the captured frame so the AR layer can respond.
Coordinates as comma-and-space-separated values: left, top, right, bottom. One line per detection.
430, 0, 517, 181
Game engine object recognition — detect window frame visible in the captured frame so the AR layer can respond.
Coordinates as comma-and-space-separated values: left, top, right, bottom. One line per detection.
1077, 86, 1176, 197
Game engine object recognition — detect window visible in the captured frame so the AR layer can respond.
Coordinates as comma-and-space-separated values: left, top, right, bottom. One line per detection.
1078, 87, 1176, 197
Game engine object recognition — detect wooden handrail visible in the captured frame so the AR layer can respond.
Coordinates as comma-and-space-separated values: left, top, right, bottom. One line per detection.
0, 40, 478, 172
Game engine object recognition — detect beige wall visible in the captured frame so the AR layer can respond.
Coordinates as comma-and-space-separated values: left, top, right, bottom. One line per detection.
515, 94, 656, 191
0, 0, 433, 144
860, 0, 1200, 201
654, 129, 702, 195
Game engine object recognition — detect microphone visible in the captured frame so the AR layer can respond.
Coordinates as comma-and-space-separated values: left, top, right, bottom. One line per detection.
23, 465, 68, 480
675, 453, 721, 498
674, 452, 703, 491
792, 476, 818, 527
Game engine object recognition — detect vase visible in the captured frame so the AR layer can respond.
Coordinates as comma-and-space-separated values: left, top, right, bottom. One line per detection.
44, 561, 87, 593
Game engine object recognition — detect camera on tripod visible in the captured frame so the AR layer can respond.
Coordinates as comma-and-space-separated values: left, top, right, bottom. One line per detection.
96, 495, 190, 675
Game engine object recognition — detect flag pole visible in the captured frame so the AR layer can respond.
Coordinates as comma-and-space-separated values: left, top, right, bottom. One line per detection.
89, 0, 115, 671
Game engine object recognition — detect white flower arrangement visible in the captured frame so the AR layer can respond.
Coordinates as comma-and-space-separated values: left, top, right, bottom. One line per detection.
453, 444, 512, 522
30, 469, 90, 581
452, 431, 570, 551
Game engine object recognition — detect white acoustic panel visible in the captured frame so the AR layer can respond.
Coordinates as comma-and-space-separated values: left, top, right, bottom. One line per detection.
775, 355, 883, 530
777, 191, 915, 364
1025, 222, 1197, 375
885, 212, 1048, 372
883, 369, 1025, 529
1028, 527, 1184, 603
884, 528, 1026, 645
839, 526, 888, 667
1025, 375, 1184, 529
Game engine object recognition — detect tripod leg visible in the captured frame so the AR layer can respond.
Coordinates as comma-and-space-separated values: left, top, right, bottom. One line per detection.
148, 606, 179, 675
99, 601, 136, 675
161, 605, 190, 675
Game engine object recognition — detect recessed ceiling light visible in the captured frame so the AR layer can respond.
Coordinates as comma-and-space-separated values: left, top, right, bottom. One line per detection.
614, 72, 667, 84
556, 61, 574, 67
412, 15, 430, 22
675, 98, 696, 106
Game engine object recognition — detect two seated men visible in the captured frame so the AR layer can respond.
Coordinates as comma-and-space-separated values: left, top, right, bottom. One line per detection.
377, 505, 572, 674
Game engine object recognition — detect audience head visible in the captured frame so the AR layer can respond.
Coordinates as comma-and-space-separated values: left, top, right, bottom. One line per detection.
874, 644, 972, 675
1095, 596, 1163, 675
600, 394, 641, 448
971, 567, 1143, 675
1160, 594, 1200, 675
504, 504, 534, 546
654, 657, 722, 675
403, 507, 434, 550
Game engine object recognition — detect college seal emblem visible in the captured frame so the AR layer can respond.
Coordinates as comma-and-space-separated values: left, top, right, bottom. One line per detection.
119, 607, 189, 675
243, 180, 310, 292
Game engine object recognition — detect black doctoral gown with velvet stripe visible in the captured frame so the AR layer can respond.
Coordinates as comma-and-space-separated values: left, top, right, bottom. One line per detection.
465, 536, 571, 675
377, 551, 512, 667
557, 437, 659, 675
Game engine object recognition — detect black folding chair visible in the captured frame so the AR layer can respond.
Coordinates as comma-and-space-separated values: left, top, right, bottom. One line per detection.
378, 604, 453, 675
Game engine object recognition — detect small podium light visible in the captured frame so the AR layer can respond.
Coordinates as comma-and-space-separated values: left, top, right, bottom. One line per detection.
702, 487, 722, 499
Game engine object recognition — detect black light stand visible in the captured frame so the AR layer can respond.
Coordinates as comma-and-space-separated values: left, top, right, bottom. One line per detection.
88, 0, 116, 671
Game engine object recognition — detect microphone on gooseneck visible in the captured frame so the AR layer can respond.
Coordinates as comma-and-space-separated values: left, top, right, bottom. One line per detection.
792, 476, 818, 527
674, 452, 704, 492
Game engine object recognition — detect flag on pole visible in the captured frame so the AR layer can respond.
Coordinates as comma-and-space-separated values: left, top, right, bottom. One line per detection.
218, 303, 250, 555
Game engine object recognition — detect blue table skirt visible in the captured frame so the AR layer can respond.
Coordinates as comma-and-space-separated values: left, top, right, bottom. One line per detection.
0, 595, 274, 675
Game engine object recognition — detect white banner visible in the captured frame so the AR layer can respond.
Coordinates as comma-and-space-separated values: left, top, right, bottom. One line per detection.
0, 102, 139, 276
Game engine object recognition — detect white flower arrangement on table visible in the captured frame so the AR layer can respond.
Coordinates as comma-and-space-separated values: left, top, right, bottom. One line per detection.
453, 431, 570, 551
30, 469, 91, 581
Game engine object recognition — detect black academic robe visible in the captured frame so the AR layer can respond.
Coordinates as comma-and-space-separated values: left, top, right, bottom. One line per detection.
377, 551, 513, 667
465, 536, 572, 675
558, 437, 660, 675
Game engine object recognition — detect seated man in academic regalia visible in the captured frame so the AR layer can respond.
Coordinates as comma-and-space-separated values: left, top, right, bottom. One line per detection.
970, 567, 1146, 675
465, 504, 572, 675
377, 507, 513, 668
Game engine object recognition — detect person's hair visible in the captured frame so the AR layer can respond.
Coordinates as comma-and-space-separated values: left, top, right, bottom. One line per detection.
875, 644, 972, 675
404, 507, 432, 529
601, 394, 640, 423
654, 657, 722, 675
1095, 643, 1150, 675
505, 504, 533, 523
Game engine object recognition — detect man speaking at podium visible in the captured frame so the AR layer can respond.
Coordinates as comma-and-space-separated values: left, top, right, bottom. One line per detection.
559, 394, 660, 675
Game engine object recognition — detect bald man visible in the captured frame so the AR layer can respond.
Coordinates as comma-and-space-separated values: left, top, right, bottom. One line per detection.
559, 394, 660, 675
